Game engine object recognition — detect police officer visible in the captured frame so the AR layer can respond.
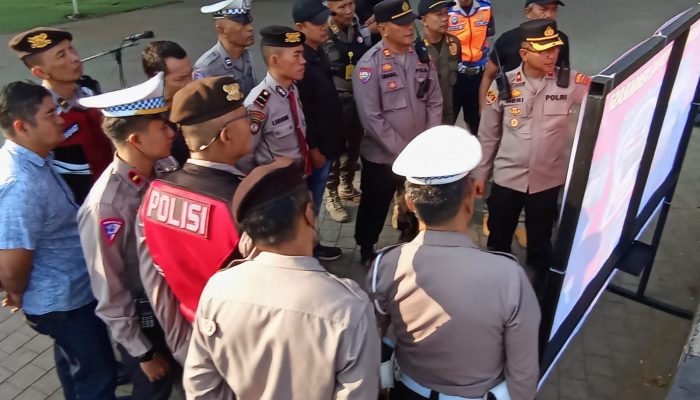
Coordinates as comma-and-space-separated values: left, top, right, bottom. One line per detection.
293, 0, 345, 215
448, 0, 494, 132
194, 0, 256, 95
137, 76, 251, 366
141, 40, 194, 166
245, 25, 343, 261
479, 0, 570, 109
9, 27, 114, 204
243, 26, 307, 172
419, 0, 461, 124
76, 73, 179, 399
323, 0, 372, 223
352, 0, 443, 264
183, 158, 380, 399
369, 125, 540, 400
473, 20, 589, 293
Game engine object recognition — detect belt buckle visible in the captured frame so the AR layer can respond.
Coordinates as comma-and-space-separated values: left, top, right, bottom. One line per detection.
465, 66, 482, 76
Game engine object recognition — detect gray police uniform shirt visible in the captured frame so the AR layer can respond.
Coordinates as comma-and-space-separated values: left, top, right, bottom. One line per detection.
77, 155, 177, 357
239, 73, 306, 173
369, 230, 540, 400
474, 65, 589, 194
352, 40, 443, 165
193, 42, 257, 96
183, 252, 381, 400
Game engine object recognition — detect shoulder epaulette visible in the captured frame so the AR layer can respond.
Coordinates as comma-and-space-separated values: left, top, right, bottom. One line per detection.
253, 89, 271, 109
481, 249, 520, 264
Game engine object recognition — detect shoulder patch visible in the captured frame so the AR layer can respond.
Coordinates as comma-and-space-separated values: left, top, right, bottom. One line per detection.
449, 40, 458, 56
358, 67, 372, 83
249, 110, 265, 134
254, 89, 271, 108
486, 88, 497, 105
101, 217, 124, 245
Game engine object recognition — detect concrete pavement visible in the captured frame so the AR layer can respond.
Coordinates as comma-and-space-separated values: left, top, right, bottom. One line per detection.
0, 0, 698, 399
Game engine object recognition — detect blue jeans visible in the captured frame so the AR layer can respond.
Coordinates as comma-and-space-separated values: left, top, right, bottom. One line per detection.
25, 301, 117, 400
307, 160, 332, 216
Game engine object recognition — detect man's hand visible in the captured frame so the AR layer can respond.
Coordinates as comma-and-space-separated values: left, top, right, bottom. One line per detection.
1, 292, 23, 313
140, 354, 170, 382
309, 148, 327, 169
364, 15, 378, 33
474, 180, 486, 198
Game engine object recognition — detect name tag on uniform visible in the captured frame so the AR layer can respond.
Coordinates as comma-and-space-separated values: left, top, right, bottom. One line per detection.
64, 122, 80, 139
145, 189, 211, 238
272, 115, 290, 126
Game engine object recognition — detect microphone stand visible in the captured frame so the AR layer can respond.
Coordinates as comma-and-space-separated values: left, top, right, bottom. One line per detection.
81, 41, 138, 88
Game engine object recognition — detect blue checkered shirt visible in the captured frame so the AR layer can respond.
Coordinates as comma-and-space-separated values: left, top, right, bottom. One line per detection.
0, 140, 94, 315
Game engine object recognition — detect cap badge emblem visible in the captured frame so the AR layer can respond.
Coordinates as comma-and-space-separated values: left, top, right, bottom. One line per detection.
285, 32, 302, 43
223, 83, 242, 101
402, 2, 410, 11
544, 26, 555, 37
28, 33, 52, 49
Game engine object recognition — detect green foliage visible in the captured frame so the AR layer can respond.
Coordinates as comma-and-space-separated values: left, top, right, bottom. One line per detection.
1, 0, 173, 34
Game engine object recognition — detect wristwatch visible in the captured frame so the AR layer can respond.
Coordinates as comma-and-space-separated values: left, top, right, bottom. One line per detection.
138, 348, 155, 363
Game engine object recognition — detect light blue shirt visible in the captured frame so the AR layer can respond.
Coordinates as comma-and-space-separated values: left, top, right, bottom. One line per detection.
0, 140, 94, 315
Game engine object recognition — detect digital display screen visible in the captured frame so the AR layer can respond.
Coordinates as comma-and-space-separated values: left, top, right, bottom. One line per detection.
639, 20, 700, 213
550, 44, 673, 338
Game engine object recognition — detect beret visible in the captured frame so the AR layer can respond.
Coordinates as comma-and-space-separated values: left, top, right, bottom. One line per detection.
260, 25, 306, 48
170, 76, 245, 126
231, 158, 308, 225
9, 27, 73, 59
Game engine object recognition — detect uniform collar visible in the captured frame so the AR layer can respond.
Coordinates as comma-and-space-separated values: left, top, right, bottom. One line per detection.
2, 140, 52, 167
411, 229, 479, 249
186, 158, 246, 177
216, 41, 246, 60
43, 82, 92, 114
113, 155, 150, 191
264, 72, 295, 98
255, 251, 326, 272
449, 0, 485, 16
303, 43, 322, 64
328, 14, 362, 38
379, 41, 413, 59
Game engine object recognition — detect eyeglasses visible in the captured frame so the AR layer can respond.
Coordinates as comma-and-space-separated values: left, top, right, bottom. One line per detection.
218, 110, 251, 132
194, 110, 251, 152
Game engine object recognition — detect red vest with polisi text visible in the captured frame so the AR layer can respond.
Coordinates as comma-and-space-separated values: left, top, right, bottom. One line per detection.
141, 180, 240, 322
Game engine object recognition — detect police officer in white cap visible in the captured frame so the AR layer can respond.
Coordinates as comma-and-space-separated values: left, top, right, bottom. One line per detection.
195, 0, 257, 95
76, 73, 179, 400
368, 125, 540, 400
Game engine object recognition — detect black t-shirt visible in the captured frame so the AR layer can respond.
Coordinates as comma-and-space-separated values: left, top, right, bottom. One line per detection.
489, 26, 570, 72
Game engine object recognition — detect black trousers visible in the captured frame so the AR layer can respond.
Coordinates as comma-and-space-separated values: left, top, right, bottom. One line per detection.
452, 71, 483, 134
486, 183, 561, 273
327, 92, 363, 191
355, 157, 405, 248
117, 311, 181, 400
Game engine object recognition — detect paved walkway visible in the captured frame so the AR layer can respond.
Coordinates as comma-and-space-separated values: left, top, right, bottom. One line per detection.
0, 1, 698, 399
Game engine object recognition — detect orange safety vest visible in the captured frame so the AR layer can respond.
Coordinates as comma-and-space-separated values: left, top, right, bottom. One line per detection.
447, 2, 492, 65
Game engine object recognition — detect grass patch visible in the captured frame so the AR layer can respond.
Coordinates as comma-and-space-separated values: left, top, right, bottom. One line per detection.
0, 0, 174, 34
